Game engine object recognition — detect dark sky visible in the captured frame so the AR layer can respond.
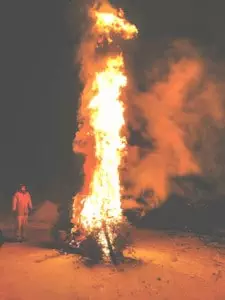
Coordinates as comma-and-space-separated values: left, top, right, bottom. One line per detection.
0, 1, 79, 201
0, 0, 225, 204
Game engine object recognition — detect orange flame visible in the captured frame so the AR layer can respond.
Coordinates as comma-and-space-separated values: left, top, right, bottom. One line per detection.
93, 10, 138, 43
80, 55, 127, 229
72, 4, 138, 257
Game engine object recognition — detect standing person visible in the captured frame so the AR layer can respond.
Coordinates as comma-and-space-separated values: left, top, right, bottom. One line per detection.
12, 184, 32, 241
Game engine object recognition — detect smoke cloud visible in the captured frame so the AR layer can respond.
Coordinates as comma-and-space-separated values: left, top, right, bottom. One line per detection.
122, 40, 224, 206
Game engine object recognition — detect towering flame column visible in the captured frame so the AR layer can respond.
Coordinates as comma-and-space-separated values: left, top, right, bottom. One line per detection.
72, 2, 138, 250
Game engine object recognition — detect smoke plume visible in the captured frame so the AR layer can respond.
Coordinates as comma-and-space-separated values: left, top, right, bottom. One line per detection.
122, 40, 224, 206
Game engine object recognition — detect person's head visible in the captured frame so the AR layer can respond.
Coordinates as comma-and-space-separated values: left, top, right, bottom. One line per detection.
19, 184, 27, 193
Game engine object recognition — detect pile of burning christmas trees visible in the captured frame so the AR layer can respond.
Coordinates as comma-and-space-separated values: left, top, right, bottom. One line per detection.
52, 210, 133, 265
51, 1, 139, 266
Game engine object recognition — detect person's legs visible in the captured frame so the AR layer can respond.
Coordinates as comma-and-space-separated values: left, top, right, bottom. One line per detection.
21, 216, 28, 240
16, 216, 23, 240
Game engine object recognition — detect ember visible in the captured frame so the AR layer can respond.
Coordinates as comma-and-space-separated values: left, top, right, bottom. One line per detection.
70, 1, 138, 263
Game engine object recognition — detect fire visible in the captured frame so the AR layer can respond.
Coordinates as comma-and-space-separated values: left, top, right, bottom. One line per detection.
80, 55, 127, 228
94, 10, 138, 43
72, 3, 138, 258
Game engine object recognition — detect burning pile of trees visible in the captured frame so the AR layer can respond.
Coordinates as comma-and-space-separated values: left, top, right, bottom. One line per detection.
53, 207, 133, 265
66, 218, 132, 265
60, 1, 138, 264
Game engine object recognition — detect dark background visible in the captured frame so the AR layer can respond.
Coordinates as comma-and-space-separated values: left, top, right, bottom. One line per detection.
0, 0, 225, 226
0, 1, 80, 206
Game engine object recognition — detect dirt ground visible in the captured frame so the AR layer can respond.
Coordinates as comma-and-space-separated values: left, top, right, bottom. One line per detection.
0, 222, 225, 300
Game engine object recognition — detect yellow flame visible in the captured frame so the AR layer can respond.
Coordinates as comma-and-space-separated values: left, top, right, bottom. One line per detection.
80, 55, 126, 229
72, 6, 138, 257
94, 11, 138, 43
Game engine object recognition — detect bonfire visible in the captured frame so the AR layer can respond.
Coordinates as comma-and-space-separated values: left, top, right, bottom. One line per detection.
70, 1, 138, 264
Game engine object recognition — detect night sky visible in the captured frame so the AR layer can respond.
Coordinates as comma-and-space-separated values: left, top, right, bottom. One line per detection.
1, 0, 225, 207
0, 1, 79, 203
